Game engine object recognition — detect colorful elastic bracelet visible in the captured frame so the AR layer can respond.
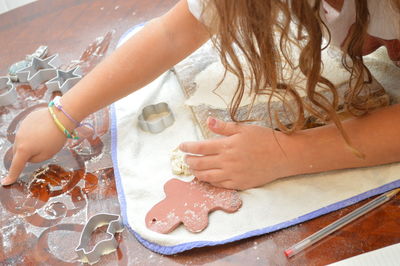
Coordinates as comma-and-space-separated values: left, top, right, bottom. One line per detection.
52, 96, 94, 130
48, 101, 79, 140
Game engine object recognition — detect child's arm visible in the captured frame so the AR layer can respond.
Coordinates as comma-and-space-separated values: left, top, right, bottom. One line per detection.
2, 0, 210, 185
181, 103, 400, 190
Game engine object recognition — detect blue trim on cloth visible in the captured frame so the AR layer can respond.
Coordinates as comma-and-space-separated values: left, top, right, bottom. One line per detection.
110, 24, 400, 255
110, 104, 128, 226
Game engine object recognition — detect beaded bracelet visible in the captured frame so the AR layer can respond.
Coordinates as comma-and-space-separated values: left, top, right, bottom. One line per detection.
52, 96, 94, 131
48, 101, 79, 140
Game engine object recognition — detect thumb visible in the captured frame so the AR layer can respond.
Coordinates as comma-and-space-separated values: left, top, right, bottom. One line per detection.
207, 117, 240, 136
1, 151, 29, 186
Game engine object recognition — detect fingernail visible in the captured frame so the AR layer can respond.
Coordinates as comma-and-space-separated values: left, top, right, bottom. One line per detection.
1, 175, 15, 186
1, 178, 10, 186
208, 117, 217, 128
179, 143, 184, 151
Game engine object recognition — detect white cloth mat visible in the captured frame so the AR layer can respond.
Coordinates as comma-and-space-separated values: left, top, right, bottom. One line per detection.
111, 25, 400, 254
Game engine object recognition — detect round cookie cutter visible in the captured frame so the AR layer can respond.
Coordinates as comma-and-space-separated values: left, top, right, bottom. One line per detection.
138, 102, 175, 133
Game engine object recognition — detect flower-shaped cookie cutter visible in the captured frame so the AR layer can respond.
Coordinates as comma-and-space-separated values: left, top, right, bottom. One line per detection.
138, 102, 175, 133
75, 213, 124, 265
16, 54, 61, 89
46, 66, 83, 95
0, 76, 18, 106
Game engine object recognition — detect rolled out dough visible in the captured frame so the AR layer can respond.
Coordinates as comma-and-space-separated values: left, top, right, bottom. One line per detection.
185, 47, 352, 109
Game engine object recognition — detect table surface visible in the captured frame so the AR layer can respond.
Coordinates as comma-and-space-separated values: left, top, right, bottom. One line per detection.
0, 0, 399, 265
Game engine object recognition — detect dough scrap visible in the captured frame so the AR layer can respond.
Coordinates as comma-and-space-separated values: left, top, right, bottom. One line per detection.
171, 147, 191, 176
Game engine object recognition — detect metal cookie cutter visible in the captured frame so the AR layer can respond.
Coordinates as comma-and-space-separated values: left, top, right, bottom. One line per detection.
76, 213, 124, 265
46, 66, 83, 96
8, 45, 49, 82
0, 76, 18, 106
138, 102, 175, 133
16, 54, 61, 89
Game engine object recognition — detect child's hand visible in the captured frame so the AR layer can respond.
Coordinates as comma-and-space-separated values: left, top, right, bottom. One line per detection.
179, 117, 297, 190
1, 108, 67, 186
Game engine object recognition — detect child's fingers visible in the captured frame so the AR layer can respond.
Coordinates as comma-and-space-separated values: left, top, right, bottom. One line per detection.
2, 150, 30, 186
185, 154, 221, 170
209, 180, 237, 190
179, 139, 223, 155
191, 169, 227, 184
207, 117, 240, 137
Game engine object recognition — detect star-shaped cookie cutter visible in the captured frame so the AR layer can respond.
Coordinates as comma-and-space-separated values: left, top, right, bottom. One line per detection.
46, 67, 82, 97
8, 45, 49, 82
75, 213, 124, 265
16, 54, 61, 89
0, 76, 18, 106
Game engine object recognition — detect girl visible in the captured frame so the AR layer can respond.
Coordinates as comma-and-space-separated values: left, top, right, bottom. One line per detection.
3, 0, 400, 190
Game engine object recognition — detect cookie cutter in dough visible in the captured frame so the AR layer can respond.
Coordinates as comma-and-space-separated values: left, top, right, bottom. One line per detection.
138, 102, 175, 133
75, 213, 124, 265
46, 66, 83, 95
0, 76, 18, 106
16, 54, 61, 89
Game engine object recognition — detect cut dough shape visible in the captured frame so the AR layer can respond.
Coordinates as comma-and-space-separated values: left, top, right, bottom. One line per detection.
145, 178, 242, 234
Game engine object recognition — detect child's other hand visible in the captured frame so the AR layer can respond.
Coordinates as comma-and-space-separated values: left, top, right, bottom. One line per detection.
179, 117, 295, 190
1, 108, 67, 186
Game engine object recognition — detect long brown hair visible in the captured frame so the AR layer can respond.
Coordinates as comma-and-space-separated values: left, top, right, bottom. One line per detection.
204, 0, 399, 156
